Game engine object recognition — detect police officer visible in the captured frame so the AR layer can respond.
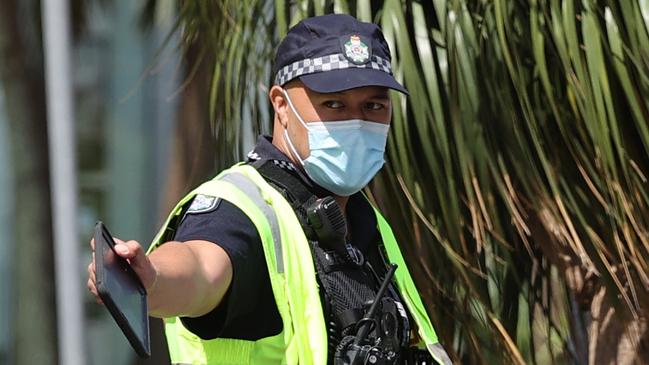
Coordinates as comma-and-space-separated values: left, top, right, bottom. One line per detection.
88, 14, 451, 365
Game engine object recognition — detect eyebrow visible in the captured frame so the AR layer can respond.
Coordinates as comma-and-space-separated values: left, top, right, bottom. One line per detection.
320, 91, 390, 100
369, 94, 390, 100
312, 90, 391, 100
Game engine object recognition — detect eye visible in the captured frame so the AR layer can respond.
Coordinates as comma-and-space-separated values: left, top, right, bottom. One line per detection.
323, 100, 344, 109
365, 102, 386, 111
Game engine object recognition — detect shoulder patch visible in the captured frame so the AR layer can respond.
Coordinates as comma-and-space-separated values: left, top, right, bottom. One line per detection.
187, 194, 221, 214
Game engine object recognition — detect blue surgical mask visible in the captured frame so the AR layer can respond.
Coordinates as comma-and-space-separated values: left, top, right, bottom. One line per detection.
282, 89, 390, 196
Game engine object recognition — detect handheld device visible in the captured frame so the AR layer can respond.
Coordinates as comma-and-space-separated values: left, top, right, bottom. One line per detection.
94, 221, 151, 358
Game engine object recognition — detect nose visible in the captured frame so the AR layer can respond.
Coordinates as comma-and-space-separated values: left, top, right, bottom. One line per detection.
348, 105, 367, 121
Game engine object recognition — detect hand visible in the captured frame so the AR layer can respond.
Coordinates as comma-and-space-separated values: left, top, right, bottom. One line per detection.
87, 237, 159, 303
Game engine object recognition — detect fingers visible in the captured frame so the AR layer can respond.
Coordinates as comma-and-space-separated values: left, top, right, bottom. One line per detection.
86, 259, 103, 304
87, 279, 103, 304
88, 236, 156, 297
88, 234, 138, 305
87, 261, 95, 283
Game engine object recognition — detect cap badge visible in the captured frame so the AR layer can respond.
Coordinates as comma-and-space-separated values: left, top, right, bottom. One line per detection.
344, 35, 370, 64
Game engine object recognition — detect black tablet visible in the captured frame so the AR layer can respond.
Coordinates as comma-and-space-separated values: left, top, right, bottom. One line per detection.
94, 221, 151, 358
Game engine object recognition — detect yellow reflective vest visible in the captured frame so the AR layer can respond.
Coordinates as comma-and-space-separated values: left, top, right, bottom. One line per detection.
148, 164, 451, 365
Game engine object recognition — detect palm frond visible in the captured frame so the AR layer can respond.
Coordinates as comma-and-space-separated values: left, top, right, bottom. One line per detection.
145, 0, 649, 362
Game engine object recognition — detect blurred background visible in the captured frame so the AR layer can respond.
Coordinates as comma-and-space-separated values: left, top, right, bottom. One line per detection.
0, 0, 648, 364
1, 1, 185, 364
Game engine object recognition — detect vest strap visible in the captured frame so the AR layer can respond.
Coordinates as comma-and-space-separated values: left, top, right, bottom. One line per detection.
427, 343, 453, 365
253, 159, 319, 240
219, 172, 285, 273
253, 159, 315, 205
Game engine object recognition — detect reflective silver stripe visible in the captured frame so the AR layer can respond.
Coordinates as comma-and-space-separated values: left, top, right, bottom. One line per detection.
219, 172, 284, 273
427, 343, 453, 365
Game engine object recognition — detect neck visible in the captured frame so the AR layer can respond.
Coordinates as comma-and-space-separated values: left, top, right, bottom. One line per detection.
334, 195, 349, 215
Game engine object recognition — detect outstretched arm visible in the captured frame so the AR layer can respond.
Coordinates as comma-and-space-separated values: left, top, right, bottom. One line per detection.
87, 238, 232, 318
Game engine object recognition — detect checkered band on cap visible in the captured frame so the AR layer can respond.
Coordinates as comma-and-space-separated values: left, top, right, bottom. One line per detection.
274, 53, 392, 86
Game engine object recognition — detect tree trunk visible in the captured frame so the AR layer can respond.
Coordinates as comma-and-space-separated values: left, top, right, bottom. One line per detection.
0, 0, 58, 364
584, 287, 648, 364
532, 214, 649, 364
133, 44, 215, 365
160, 44, 217, 214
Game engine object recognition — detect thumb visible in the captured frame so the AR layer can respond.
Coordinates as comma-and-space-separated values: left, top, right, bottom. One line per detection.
114, 239, 144, 261
114, 239, 157, 292
113, 242, 131, 257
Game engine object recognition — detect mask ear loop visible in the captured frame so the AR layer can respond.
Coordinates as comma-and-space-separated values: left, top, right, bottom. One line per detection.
281, 89, 308, 166
282, 89, 309, 128
283, 129, 305, 166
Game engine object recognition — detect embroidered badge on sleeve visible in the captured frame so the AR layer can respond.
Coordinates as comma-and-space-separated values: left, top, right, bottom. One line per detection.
187, 194, 221, 214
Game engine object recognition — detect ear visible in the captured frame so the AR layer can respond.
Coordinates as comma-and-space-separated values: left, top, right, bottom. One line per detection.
269, 85, 289, 128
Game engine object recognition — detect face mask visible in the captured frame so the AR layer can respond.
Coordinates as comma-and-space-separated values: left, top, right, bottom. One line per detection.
282, 89, 390, 196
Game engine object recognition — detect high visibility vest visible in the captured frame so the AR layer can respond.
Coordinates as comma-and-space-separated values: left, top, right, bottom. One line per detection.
148, 164, 452, 365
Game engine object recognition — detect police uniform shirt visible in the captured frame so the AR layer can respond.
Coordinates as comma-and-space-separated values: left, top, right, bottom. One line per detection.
174, 135, 384, 340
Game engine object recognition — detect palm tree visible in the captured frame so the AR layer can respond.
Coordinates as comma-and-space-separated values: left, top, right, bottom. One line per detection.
149, 0, 649, 363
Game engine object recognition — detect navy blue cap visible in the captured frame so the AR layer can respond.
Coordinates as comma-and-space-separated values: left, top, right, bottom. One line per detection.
273, 14, 407, 94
